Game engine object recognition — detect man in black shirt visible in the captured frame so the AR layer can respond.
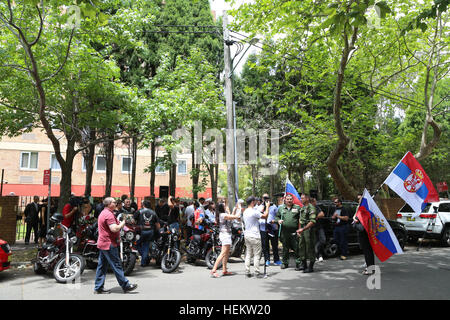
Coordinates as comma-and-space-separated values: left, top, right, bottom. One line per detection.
155, 198, 169, 223
134, 200, 160, 267
332, 198, 351, 260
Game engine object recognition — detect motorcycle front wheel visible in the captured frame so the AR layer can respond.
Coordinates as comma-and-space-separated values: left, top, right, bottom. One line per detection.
205, 247, 222, 270
33, 260, 46, 275
53, 254, 84, 283
161, 250, 181, 273
122, 252, 137, 276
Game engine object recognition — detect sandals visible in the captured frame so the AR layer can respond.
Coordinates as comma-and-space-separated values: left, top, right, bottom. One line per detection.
210, 271, 220, 278
222, 271, 235, 276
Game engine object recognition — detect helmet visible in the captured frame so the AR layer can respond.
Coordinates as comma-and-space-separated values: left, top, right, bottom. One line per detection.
50, 213, 64, 223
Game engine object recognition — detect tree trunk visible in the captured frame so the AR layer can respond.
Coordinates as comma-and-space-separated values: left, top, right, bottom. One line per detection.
83, 128, 96, 197
208, 164, 219, 203
150, 141, 156, 197
192, 147, 200, 200
169, 161, 177, 197
251, 164, 257, 196
130, 135, 138, 200
104, 134, 114, 197
326, 26, 359, 201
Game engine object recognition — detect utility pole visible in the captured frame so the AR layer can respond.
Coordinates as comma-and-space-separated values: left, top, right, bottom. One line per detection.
223, 11, 236, 210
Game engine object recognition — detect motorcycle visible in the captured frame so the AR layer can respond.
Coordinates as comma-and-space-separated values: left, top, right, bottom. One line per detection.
119, 221, 139, 275
230, 221, 246, 260
78, 214, 138, 276
147, 223, 182, 273
185, 221, 222, 269
33, 213, 86, 283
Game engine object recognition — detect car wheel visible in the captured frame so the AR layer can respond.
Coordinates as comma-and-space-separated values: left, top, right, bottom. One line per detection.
441, 226, 450, 247
323, 242, 338, 258
394, 230, 406, 250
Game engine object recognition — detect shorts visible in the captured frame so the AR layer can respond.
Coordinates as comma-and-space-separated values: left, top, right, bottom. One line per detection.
219, 233, 232, 246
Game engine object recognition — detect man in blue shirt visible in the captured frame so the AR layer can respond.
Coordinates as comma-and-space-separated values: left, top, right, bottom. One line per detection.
259, 194, 282, 266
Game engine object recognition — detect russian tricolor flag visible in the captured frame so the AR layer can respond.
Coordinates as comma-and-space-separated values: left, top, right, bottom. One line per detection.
383, 151, 439, 217
285, 178, 303, 207
356, 189, 403, 262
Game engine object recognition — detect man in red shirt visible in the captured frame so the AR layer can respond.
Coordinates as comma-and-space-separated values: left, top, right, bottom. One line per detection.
62, 200, 78, 228
94, 197, 137, 294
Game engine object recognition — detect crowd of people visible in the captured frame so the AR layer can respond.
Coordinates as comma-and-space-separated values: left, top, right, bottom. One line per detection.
22, 191, 374, 292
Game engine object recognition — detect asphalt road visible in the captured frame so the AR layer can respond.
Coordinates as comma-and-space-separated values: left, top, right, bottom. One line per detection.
1, 243, 450, 300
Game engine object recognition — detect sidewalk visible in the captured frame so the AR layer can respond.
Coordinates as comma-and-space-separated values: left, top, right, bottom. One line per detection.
10, 239, 38, 267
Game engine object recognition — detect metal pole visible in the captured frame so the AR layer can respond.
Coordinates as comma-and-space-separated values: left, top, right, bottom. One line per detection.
0, 169, 4, 196
233, 101, 239, 201
223, 11, 236, 211
47, 168, 51, 232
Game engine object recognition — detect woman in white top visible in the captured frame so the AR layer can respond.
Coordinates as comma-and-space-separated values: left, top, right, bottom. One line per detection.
210, 202, 241, 278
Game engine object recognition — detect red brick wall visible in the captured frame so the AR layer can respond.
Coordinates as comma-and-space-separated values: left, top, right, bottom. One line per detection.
0, 196, 18, 244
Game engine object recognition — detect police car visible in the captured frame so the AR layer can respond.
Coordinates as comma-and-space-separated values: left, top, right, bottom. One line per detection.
396, 200, 450, 246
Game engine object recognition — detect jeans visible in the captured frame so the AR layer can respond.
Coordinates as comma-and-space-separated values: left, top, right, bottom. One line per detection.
358, 230, 375, 267
315, 227, 326, 258
260, 230, 280, 262
333, 224, 349, 256
138, 229, 154, 266
94, 245, 129, 291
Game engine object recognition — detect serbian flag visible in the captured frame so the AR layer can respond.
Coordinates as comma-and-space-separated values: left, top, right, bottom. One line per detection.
356, 189, 403, 262
383, 151, 439, 217
285, 178, 303, 207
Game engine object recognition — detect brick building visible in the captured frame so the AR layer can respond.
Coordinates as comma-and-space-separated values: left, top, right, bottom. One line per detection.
0, 128, 212, 199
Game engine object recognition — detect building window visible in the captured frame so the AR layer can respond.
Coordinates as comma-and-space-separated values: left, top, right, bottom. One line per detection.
95, 155, 106, 172
178, 160, 187, 175
82, 157, 86, 172
155, 158, 165, 174
50, 154, 61, 171
122, 156, 132, 173
20, 152, 38, 170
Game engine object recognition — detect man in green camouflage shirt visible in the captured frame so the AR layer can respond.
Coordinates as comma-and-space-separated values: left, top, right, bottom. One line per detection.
274, 194, 301, 269
296, 194, 317, 273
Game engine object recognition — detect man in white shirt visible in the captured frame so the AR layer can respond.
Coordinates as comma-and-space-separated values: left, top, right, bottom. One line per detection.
243, 196, 269, 278
184, 202, 195, 242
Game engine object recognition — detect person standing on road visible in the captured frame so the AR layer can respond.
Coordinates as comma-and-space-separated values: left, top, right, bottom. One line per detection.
259, 194, 281, 266
134, 200, 160, 267
24, 196, 41, 245
94, 197, 137, 294
296, 194, 317, 272
353, 193, 375, 275
332, 198, 351, 260
210, 202, 241, 278
311, 198, 326, 262
275, 194, 301, 269
243, 196, 269, 278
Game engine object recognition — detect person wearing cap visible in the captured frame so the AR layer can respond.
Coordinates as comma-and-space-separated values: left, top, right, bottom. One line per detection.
243, 196, 269, 278
259, 194, 281, 266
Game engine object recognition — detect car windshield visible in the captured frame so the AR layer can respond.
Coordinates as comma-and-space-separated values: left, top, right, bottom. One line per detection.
399, 203, 431, 213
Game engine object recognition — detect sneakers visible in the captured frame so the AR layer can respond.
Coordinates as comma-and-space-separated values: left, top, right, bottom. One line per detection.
94, 288, 111, 294
274, 260, 282, 266
340, 256, 347, 260
280, 264, 288, 269
245, 273, 252, 278
265, 260, 270, 266
123, 283, 138, 293
318, 256, 324, 262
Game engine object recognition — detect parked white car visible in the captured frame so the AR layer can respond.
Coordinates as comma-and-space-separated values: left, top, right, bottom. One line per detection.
397, 200, 450, 246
